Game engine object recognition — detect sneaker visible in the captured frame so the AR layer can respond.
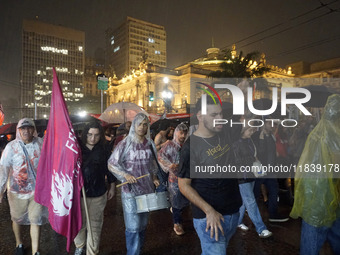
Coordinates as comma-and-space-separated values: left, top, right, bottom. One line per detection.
269, 215, 289, 222
259, 229, 273, 238
74, 247, 84, 255
15, 244, 24, 255
237, 223, 249, 231
173, 224, 185, 235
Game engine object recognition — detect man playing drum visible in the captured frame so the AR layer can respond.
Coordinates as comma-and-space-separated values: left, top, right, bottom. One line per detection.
108, 113, 160, 255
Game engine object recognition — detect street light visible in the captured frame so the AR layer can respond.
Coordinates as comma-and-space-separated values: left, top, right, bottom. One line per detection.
77, 111, 87, 117
163, 77, 169, 84
161, 90, 173, 99
162, 77, 173, 113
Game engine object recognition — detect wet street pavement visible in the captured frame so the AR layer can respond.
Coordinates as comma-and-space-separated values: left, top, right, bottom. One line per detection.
0, 189, 334, 255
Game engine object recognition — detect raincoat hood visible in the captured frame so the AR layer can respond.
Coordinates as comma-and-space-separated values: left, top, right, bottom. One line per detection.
16, 118, 38, 142
127, 113, 151, 143
173, 123, 188, 145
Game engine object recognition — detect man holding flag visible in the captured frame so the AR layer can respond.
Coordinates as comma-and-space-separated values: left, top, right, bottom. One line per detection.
34, 68, 83, 252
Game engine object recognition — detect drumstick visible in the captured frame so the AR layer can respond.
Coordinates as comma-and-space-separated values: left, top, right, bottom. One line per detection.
116, 174, 150, 188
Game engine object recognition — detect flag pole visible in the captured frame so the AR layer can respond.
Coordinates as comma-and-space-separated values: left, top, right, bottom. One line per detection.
81, 187, 94, 247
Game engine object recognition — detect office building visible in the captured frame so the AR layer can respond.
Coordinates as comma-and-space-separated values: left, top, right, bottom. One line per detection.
21, 19, 85, 118
106, 17, 166, 79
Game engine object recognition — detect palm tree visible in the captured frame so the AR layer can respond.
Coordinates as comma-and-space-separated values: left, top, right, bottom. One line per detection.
208, 49, 270, 82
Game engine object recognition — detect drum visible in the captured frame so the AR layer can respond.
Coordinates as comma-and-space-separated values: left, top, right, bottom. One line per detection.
135, 192, 170, 213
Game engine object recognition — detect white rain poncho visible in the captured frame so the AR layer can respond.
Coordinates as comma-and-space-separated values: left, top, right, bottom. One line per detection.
0, 119, 47, 224
158, 123, 189, 209
290, 94, 340, 227
108, 113, 158, 196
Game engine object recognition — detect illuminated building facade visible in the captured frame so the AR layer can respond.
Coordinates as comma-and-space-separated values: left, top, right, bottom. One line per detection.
107, 45, 294, 114
21, 19, 85, 118
106, 17, 167, 79
288, 58, 340, 93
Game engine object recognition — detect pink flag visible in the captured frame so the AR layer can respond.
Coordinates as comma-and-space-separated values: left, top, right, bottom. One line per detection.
35, 68, 83, 252
0, 103, 4, 126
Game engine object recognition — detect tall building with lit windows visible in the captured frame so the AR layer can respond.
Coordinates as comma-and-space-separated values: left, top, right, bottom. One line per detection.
106, 16, 167, 79
21, 19, 85, 119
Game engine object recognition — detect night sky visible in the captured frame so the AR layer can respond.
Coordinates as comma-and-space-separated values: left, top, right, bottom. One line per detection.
1, 0, 340, 114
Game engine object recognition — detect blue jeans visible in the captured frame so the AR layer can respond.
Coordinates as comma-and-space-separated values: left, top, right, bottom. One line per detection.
254, 178, 279, 218
121, 193, 149, 255
193, 212, 239, 255
172, 207, 183, 224
238, 182, 267, 234
300, 218, 340, 255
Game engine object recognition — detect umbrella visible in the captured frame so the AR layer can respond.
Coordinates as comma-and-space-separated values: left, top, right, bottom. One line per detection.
69, 114, 102, 132
287, 85, 337, 108
0, 123, 17, 135
150, 119, 181, 133
250, 98, 281, 119
0, 120, 49, 137
99, 102, 148, 124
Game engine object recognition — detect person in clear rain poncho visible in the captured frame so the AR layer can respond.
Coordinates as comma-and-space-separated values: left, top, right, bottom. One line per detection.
108, 113, 160, 255
290, 94, 340, 255
158, 123, 189, 236
0, 118, 48, 255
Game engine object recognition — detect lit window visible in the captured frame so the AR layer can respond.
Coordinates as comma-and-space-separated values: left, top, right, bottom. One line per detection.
41, 46, 68, 55
155, 50, 160, 55
56, 67, 68, 73
148, 38, 155, 43
37, 70, 41, 75
78, 46, 83, 51
114, 46, 120, 52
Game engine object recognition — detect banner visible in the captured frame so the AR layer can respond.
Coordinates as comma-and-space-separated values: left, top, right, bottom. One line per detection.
0, 104, 4, 126
35, 68, 83, 251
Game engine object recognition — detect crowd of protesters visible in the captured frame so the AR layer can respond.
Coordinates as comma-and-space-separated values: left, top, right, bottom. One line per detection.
0, 92, 339, 255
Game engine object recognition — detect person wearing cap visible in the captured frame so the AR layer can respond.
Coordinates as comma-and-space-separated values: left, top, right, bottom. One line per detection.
0, 118, 47, 255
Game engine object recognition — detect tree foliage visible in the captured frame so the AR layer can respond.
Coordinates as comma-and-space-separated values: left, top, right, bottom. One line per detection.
208, 50, 270, 81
